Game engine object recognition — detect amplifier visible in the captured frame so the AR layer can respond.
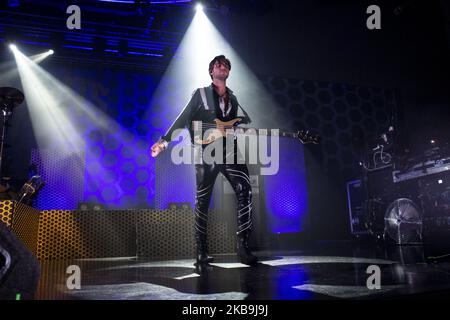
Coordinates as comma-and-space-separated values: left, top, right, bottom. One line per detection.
393, 157, 450, 183
419, 171, 450, 235
367, 164, 395, 198
347, 179, 369, 235
394, 168, 450, 237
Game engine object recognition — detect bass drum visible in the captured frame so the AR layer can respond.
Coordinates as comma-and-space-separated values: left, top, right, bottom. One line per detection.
384, 198, 423, 245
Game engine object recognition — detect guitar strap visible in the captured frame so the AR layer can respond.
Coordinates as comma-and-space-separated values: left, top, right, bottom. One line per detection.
199, 87, 210, 110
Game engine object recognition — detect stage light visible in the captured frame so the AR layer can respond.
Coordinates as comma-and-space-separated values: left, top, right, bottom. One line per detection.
48, 49, 54, 55
93, 203, 105, 211
78, 202, 89, 211
180, 202, 191, 210
9, 44, 17, 51
168, 202, 191, 210
196, 3, 203, 11
168, 203, 178, 210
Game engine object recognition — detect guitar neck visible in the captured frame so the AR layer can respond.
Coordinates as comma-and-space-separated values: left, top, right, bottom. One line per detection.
247, 128, 298, 139
192, 119, 319, 144
230, 127, 317, 144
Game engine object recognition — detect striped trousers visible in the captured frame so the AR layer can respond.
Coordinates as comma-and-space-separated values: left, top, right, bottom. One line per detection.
194, 162, 253, 238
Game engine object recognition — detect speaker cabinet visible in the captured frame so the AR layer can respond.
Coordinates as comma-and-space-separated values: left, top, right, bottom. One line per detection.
0, 221, 40, 300
346, 179, 369, 236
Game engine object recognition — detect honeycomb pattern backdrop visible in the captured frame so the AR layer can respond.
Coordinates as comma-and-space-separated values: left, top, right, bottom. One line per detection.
255, 77, 395, 179
31, 149, 85, 210
154, 142, 216, 210
154, 142, 196, 210
35, 65, 394, 210
34, 66, 162, 209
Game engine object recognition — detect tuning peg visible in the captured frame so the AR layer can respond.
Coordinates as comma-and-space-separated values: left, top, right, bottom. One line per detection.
314, 135, 321, 144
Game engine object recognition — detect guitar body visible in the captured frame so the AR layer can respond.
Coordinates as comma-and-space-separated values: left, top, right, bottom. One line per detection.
192, 118, 320, 145
193, 118, 242, 145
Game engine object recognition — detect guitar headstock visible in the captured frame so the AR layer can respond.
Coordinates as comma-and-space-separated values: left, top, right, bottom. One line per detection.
297, 130, 321, 144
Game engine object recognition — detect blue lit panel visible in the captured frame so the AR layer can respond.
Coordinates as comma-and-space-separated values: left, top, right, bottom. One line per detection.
32, 149, 85, 210
154, 141, 197, 209
264, 137, 308, 234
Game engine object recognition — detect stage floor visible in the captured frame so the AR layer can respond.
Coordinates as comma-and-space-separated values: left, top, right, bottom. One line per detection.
35, 241, 450, 300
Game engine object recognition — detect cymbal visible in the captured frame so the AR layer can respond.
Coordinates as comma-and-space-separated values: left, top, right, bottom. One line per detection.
0, 87, 24, 108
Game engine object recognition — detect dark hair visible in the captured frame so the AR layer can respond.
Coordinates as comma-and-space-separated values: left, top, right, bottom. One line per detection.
208, 55, 231, 79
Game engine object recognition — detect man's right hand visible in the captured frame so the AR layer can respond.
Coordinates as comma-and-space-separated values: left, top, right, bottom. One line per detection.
151, 140, 167, 158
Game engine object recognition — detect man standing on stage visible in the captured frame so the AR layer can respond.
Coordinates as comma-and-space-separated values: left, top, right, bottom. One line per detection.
151, 55, 257, 266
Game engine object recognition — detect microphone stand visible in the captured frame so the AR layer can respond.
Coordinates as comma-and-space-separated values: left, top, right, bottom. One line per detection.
0, 99, 14, 191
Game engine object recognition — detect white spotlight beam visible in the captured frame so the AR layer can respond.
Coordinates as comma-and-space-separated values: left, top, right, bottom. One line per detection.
30, 50, 54, 63
11, 47, 139, 156
149, 7, 285, 132
8, 45, 54, 63
10, 46, 141, 196
11, 48, 85, 155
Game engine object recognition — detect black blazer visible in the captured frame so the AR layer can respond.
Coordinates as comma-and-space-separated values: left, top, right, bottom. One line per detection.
161, 84, 249, 144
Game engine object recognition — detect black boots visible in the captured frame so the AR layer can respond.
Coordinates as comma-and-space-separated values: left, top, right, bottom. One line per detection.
194, 232, 257, 266
237, 231, 257, 265
195, 234, 214, 265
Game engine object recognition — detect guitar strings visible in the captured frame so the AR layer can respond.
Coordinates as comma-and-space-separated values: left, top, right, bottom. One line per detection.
196, 123, 238, 129
195, 123, 306, 135
196, 123, 291, 131
192, 123, 317, 142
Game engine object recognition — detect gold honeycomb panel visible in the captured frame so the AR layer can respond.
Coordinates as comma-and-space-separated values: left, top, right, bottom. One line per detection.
12, 201, 40, 254
2, 202, 235, 260
37, 210, 137, 260
0, 201, 40, 256
0, 200, 14, 227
